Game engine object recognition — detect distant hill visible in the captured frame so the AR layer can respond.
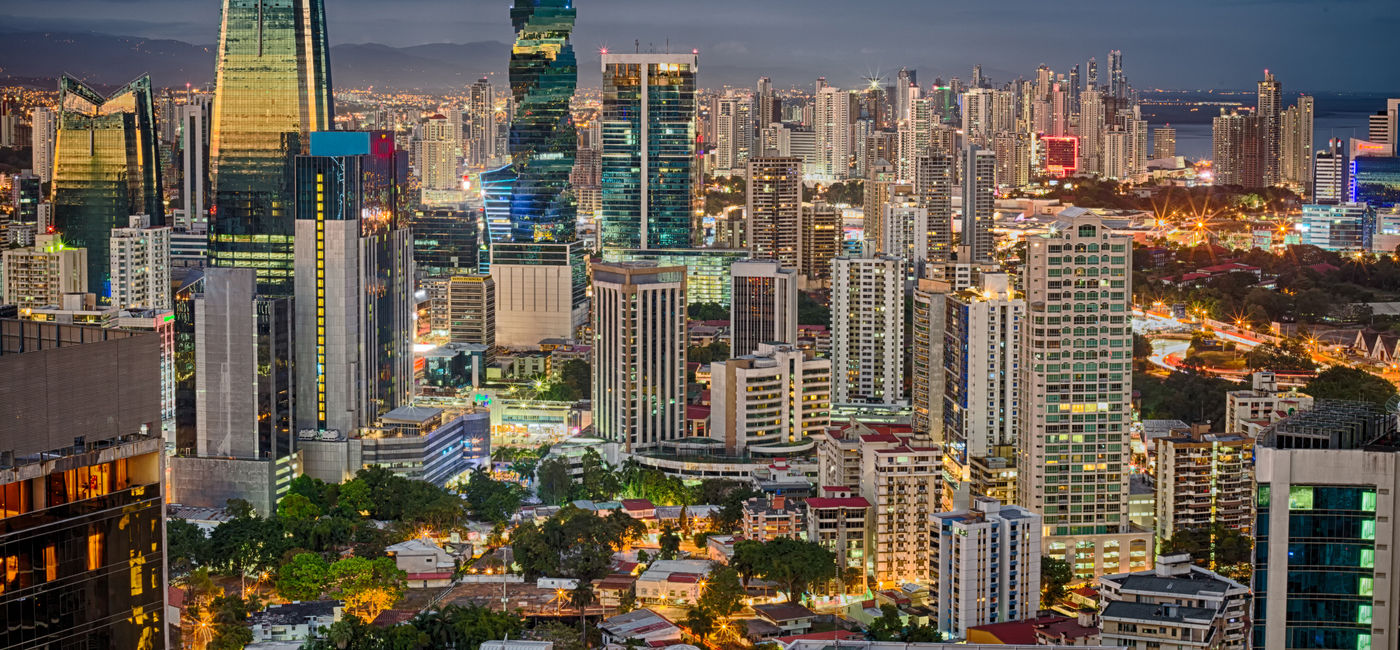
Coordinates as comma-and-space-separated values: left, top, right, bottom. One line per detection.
0, 30, 510, 91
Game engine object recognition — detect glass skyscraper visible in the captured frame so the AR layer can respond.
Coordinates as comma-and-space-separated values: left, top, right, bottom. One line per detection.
51, 75, 163, 300
482, 0, 578, 245
599, 53, 699, 251
209, 0, 333, 295
1352, 156, 1400, 210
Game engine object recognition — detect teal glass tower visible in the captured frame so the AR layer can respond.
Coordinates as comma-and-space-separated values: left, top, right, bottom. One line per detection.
483, 0, 578, 245
599, 53, 699, 251
51, 74, 163, 299
209, 0, 333, 295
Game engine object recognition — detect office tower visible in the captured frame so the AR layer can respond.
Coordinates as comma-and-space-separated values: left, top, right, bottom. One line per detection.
797, 201, 841, 288
1153, 429, 1254, 545
466, 77, 497, 166
746, 156, 802, 268
415, 113, 459, 191
1078, 89, 1105, 174
1100, 556, 1250, 650
961, 88, 993, 146
1102, 128, 1132, 180
1019, 214, 1146, 579
209, 0, 332, 295
831, 255, 905, 405
409, 208, 480, 277
1, 234, 87, 308
1253, 401, 1398, 649
30, 106, 56, 182
992, 131, 1031, 189
1281, 96, 1315, 190
1300, 202, 1375, 252
805, 487, 872, 594
491, 240, 588, 346
447, 274, 495, 352
815, 87, 851, 179
172, 267, 295, 514
1068, 64, 1081, 114
730, 259, 798, 357
944, 273, 1023, 505
603, 247, 748, 306
0, 318, 168, 648
51, 75, 163, 299
930, 498, 1042, 638
913, 154, 954, 265
293, 131, 412, 436
1353, 156, 1400, 210
1212, 109, 1262, 187
711, 343, 831, 454
109, 215, 172, 311
599, 52, 698, 251
1314, 138, 1349, 204
962, 146, 997, 263
1256, 70, 1282, 186
1041, 136, 1079, 178
178, 98, 212, 230
911, 278, 949, 443
591, 262, 686, 453
1152, 125, 1176, 160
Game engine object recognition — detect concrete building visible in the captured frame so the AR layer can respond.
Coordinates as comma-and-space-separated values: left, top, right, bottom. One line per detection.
1099, 554, 1250, 650
1222, 371, 1313, 434
911, 277, 950, 442
881, 186, 930, 285
491, 241, 589, 347
603, 248, 748, 307
447, 274, 496, 352
1153, 125, 1177, 160
929, 497, 1042, 638
1, 234, 87, 308
0, 318, 168, 648
831, 255, 905, 405
1018, 214, 1148, 579
962, 146, 997, 263
635, 559, 714, 605
250, 601, 342, 644
805, 486, 871, 594
592, 263, 687, 453
798, 201, 842, 289
815, 87, 851, 179
741, 495, 805, 541
108, 214, 171, 311
1300, 202, 1375, 252
710, 343, 830, 454
729, 259, 798, 356
747, 156, 802, 269
1153, 430, 1254, 547
414, 113, 459, 191
1253, 400, 1399, 649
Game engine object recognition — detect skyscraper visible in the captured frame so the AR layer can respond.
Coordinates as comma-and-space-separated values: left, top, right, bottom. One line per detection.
51, 75, 163, 299
729, 259, 798, 357
746, 156, 803, 269
711, 343, 830, 454
109, 215, 172, 311
1281, 96, 1315, 191
467, 77, 497, 167
30, 106, 56, 183
1152, 125, 1176, 160
178, 97, 212, 230
831, 255, 905, 405
1257, 70, 1282, 186
1107, 49, 1124, 100
1313, 138, 1349, 204
599, 52, 698, 251
1019, 214, 1147, 579
1213, 109, 1262, 187
797, 201, 841, 289
414, 114, 459, 191
209, 0, 333, 295
962, 146, 997, 263
815, 86, 851, 179
293, 131, 413, 436
592, 262, 687, 452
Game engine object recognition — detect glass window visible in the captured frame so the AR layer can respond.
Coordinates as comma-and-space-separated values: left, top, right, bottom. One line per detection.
1290, 486, 1314, 510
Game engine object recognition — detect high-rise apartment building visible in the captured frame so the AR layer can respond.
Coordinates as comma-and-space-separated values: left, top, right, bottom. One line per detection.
1102, 128, 1133, 180
30, 106, 56, 183
178, 97, 212, 230
1153, 429, 1254, 545
1281, 96, 1315, 190
1, 233, 87, 308
712, 92, 752, 174
944, 273, 1023, 506
831, 255, 905, 405
993, 131, 1031, 189
52, 75, 163, 299
1019, 214, 1146, 579
961, 88, 993, 147
1253, 400, 1398, 649
414, 113, 459, 191
815, 87, 851, 179
1100, 555, 1251, 650
209, 0, 332, 295
1212, 109, 1263, 188
880, 186, 929, 285
294, 131, 413, 436
599, 53, 698, 251
962, 146, 997, 263
805, 486, 871, 594
930, 498, 1042, 638
1223, 371, 1314, 435
0, 319, 169, 648
915, 154, 954, 266
710, 343, 831, 454
592, 263, 687, 452
109, 214, 172, 311
911, 278, 949, 443
730, 259, 798, 357
797, 201, 841, 288
467, 77, 497, 166
746, 156, 803, 269
1078, 89, 1105, 175
1257, 70, 1282, 186
1152, 125, 1176, 160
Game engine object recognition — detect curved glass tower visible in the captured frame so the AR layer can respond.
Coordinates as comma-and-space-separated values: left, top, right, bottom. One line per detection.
209, 0, 333, 295
492, 0, 578, 244
52, 74, 163, 299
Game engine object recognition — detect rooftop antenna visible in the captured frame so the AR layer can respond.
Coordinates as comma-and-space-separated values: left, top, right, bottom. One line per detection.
635, 39, 639, 53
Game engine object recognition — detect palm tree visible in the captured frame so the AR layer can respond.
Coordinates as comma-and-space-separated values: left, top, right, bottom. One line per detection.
570, 583, 595, 644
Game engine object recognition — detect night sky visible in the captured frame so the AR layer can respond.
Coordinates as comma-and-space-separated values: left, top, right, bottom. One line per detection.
4, 0, 1398, 91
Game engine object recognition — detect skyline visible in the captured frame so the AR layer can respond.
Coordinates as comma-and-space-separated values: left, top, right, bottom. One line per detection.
2, 0, 1398, 91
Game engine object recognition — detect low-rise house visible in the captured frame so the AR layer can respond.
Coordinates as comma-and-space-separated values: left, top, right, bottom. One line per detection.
598, 608, 682, 646
753, 603, 816, 636
706, 534, 741, 563
965, 611, 1101, 645
386, 537, 455, 588
1098, 554, 1250, 650
635, 559, 715, 605
741, 495, 805, 541
250, 601, 342, 643
480, 641, 554, 650
593, 573, 638, 609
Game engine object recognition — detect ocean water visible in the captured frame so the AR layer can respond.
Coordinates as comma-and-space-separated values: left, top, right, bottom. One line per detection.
1139, 91, 1387, 161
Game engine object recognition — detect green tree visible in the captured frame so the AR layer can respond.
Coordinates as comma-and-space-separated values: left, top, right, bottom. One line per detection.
537, 457, 573, 506
459, 468, 525, 524
867, 604, 904, 641
1159, 524, 1254, 581
574, 448, 621, 501
167, 518, 209, 577
734, 538, 837, 603
327, 556, 407, 622
208, 515, 285, 587
684, 605, 716, 641
657, 526, 681, 560
797, 291, 830, 327
1042, 556, 1073, 607
276, 552, 330, 601
1304, 366, 1398, 407
557, 358, 591, 401
697, 565, 745, 620
335, 479, 373, 517
207, 594, 254, 650
687, 302, 730, 321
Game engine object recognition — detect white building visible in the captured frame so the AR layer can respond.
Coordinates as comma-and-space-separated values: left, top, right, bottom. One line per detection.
729, 259, 798, 357
746, 156, 802, 269
249, 601, 342, 644
31, 106, 56, 183
1, 234, 87, 308
1222, 371, 1313, 434
881, 189, 929, 286
929, 497, 1042, 638
414, 114, 459, 191
109, 214, 171, 310
831, 254, 905, 405
1300, 202, 1375, 252
710, 343, 830, 454
1018, 214, 1149, 579
635, 559, 714, 605
592, 262, 687, 452
962, 146, 997, 263
1099, 554, 1250, 650
815, 87, 851, 179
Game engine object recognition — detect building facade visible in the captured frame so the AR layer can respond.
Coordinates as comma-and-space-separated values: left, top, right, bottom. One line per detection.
930, 498, 1042, 638
831, 255, 905, 405
592, 263, 687, 452
710, 343, 831, 454
109, 214, 172, 311
729, 259, 798, 357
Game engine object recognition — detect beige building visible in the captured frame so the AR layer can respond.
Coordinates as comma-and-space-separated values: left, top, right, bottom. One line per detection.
805, 486, 870, 593
446, 274, 495, 350
1223, 371, 1313, 435
746, 156, 802, 269
1098, 554, 1250, 650
1, 234, 87, 308
1153, 429, 1254, 546
710, 343, 830, 454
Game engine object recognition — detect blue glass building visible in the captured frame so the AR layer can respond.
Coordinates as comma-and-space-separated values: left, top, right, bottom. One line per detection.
1352, 156, 1400, 211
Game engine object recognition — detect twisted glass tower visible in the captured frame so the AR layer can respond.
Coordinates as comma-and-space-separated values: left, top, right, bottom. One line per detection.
52, 75, 163, 299
483, 0, 578, 245
209, 0, 333, 295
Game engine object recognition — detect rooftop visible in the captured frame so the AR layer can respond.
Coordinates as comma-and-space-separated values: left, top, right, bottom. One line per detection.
249, 601, 341, 626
